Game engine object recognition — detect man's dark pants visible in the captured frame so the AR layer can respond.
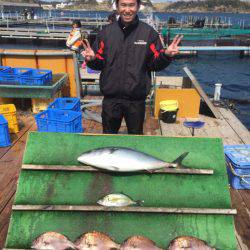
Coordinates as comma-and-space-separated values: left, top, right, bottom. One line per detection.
102, 98, 145, 135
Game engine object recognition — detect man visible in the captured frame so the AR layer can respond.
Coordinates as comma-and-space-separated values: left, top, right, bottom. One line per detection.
82, 0, 182, 135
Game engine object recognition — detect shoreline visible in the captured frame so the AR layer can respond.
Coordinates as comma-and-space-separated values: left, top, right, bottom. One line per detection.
62, 7, 250, 14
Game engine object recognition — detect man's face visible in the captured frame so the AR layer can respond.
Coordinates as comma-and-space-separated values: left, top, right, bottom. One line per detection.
117, 0, 139, 25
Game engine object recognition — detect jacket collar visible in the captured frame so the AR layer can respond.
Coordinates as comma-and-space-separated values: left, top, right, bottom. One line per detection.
118, 15, 139, 34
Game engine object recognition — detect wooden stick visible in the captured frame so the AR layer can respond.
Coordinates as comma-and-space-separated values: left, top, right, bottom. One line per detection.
183, 67, 221, 119
22, 164, 214, 175
12, 205, 236, 215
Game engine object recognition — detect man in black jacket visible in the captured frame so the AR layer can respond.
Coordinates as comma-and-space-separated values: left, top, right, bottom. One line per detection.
82, 0, 182, 134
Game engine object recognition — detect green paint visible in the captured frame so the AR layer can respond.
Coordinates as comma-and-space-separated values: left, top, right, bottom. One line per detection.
6, 211, 236, 249
23, 132, 226, 176
5, 132, 236, 249
15, 170, 231, 208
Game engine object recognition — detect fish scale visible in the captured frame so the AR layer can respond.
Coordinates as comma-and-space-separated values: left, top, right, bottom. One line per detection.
77, 147, 187, 172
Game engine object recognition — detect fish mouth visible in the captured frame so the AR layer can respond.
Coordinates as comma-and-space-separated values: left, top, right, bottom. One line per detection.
77, 156, 89, 165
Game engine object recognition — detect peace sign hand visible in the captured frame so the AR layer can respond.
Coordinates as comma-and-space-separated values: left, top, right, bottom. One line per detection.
81, 39, 95, 62
165, 35, 183, 57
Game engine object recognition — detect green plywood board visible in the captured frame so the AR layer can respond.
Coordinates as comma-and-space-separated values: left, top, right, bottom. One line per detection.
15, 170, 231, 208
5, 132, 236, 249
0, 74, 67, 98
6, 211, 236, 249
23, 132, 227, 175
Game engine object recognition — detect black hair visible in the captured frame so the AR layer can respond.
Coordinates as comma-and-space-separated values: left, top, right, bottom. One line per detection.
115, 0, 141, 5
108, 12, 117, 23
72, 19, 81, 28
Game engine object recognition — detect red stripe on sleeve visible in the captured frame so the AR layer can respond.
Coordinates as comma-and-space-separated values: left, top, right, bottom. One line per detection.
95, 53, 104, 60
97, 41, 104, 55
150, 43, 160, 58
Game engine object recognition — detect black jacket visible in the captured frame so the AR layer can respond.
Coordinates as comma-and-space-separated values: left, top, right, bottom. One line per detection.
87, 16, 172, 101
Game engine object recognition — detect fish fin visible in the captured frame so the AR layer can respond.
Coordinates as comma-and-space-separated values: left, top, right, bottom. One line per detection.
109, 166, 120, 171
170, 152, 189, 168
135, 200, 144, 206
144, 169, 156, 173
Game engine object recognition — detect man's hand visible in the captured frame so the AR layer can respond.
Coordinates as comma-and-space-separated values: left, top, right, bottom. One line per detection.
81, 39, 95, 62
165, 34, 183, 57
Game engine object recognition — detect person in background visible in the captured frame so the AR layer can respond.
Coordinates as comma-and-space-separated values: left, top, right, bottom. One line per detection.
66, 20, 86, 63
107, 11, 118, 24
82, 0, 182, 135
66, 20, 84, 53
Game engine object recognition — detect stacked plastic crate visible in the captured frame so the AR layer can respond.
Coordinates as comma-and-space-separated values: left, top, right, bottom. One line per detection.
0, 104, 19, 133
0, 67, 52, 86
35, 98, 83, 133
0, 114, 11, 147
224, 144, 250, 189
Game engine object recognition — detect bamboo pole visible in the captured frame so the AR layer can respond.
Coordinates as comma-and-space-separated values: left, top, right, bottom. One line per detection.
22, 164, 214, 175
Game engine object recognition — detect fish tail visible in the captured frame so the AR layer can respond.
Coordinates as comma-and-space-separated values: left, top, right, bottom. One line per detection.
135, 200, 144, 206
170, 152, 189, 168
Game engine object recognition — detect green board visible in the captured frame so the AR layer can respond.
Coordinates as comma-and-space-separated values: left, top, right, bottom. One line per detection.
0, 74, 67, 98
5, 132, 237, 249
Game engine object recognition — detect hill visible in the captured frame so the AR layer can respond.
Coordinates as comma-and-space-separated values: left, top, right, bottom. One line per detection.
154, 0, 250, 13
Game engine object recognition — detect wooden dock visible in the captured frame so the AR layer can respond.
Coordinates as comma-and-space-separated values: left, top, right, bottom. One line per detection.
0, 27, 70, 40
0, 100, 249, 248
0, 70, 250, 248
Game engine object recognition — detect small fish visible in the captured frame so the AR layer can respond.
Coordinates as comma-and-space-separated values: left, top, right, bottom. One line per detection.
74, 231, 120, 250
120, 235, 163, 250
77, 147, 188, 172
168, 236, 216, 250
97, 193, 143, 207
31, 231, 76, 250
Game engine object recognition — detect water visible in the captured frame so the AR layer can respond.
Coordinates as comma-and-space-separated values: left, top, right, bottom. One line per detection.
1, 10, 250, 129
161, 54, 250, 129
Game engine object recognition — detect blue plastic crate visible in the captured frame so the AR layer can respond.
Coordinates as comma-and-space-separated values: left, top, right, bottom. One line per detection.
48, 98, 81, 112
224, 145, 250, 189
224, 145, 250, 167
19, 69, 52, 86
0, 114, 11, 147
0, 67, 32, 84
35, 109, 83, 133
0, 66, 11, 72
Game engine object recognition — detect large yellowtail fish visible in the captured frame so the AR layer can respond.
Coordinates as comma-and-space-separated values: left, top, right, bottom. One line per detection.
77, 147, 188, 172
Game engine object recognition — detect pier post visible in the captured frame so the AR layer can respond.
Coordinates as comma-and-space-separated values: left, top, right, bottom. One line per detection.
214, 83, 222, 101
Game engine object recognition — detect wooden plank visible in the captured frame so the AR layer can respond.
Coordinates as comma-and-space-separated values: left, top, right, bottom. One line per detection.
0, 115, 35, 159
238, 190, 250, 211
12, 205, 236, 215
219, 108, 250, 144
160, 120, 192, 137
183, 67, 221, 119
230, 189, 250, 249
0, 195, 14, 249
0, 123, 36, 213
21, 164, 214, 175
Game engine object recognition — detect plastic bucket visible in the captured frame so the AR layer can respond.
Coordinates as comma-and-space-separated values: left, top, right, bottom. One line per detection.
159, 100, 178, 123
